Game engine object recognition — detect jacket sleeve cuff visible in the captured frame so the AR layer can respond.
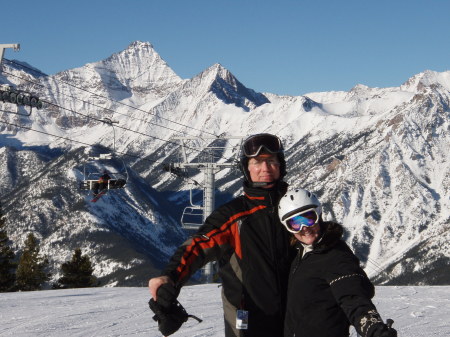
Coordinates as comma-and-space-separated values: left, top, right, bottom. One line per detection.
160, 270, 178, 284
357, 310, 384, 337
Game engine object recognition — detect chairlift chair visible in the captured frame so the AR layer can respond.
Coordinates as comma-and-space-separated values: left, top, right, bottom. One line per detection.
79, 150, 128, 193
180, 187, 204, 230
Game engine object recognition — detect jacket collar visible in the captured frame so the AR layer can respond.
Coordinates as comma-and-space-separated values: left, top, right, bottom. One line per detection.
295, 222, 344, 257
243, 181, 288, 206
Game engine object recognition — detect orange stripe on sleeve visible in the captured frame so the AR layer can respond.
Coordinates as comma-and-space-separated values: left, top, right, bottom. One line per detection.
175, 205, 266, 281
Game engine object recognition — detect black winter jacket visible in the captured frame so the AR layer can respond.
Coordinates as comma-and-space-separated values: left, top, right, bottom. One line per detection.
284, 221, 385, 337
162, 181, 294, 337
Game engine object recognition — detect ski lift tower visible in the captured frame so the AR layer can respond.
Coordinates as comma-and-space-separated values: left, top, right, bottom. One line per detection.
171, 136, 243, 283
0, 44, 20, 64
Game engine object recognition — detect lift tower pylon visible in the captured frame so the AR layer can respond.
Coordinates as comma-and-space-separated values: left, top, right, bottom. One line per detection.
171, 136, 243, 283
0, 44, 20, 64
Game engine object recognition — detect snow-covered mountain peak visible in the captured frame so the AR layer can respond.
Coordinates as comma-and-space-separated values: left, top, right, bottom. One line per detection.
187, 62, 270, 110
351, 83, 370, 91
400, 70, 450, 92
195, 63, 235, 85
95, 40, 182, 90
126, 40, 154, 50
346, 83, 385, 100
208, 62, 227, 73
50, 41, 182, 102
206, 63, 238, 83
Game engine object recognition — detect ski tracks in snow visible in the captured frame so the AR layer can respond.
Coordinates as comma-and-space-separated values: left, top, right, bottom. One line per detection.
0, 285, 449, 336
369, 286, 450, 337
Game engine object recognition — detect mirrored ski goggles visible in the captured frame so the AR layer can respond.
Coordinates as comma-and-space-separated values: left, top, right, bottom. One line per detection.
242, 134, 282, 158
283, 209, 319, 233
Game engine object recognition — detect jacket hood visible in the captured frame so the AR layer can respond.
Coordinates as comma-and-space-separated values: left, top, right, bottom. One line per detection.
313, 221, 344, 251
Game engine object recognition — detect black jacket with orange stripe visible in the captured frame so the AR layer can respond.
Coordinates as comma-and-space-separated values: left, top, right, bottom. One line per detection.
162, 181, 294, 337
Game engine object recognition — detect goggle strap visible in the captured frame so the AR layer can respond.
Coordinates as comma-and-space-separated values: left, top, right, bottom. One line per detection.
244, 145, 279, 157
281, 205, 318, 222
243, 134, 282, 157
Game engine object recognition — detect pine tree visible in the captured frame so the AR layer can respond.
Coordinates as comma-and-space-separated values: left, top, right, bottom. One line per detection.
0, 203, 16, 292
15, 233, 51, 291
57, 248, 98, 288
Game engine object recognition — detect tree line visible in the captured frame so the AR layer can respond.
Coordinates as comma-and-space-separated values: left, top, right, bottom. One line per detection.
0, 203, 98, 292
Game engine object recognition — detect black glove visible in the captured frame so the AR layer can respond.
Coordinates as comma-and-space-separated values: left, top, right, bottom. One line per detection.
149, 298, 190, 336
370, 319, 397, 337
156, 283, 180, 309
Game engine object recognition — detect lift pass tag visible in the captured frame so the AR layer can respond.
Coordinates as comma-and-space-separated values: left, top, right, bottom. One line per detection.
236, 310, 249, 329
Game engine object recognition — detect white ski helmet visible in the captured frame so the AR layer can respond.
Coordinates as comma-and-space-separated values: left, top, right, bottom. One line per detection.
278, 188, 322, 233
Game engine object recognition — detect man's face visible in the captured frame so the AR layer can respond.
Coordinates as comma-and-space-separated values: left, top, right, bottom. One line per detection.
247, 153, 280, 188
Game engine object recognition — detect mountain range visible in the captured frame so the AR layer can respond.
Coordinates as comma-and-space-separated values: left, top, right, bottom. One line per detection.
0, 41, 449, 286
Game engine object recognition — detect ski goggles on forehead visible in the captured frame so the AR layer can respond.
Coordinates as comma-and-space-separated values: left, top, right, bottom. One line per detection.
283, 209, 319, 233
242, 134, 282, 158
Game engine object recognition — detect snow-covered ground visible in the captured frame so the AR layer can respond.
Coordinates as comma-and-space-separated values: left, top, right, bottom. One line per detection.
0, 285, 449, 336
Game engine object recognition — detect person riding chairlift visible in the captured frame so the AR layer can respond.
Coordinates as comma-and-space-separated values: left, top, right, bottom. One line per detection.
93, 170, 111, 196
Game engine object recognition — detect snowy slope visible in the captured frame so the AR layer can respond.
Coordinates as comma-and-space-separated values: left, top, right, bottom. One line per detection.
0, 285, 449, 337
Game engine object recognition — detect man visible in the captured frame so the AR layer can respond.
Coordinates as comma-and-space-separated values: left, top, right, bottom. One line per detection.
149, 133, 294, 337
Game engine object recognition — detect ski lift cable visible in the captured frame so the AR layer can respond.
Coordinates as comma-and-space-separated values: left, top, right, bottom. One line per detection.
0, 118, 205, 188
1, 64, 244, 166
365, 258, 385, 274
367, 258, 385, 272
0, 106, 31, 117
0, 68, 237, 163
10, 94, 210, 158
0, 67, 196, 138
0, 118, 156, 165
1, 62, 276, 167
47, 100, 233, 164
1, 59, 215, 137
1, 64, 246, 172
2, 58, 219, 138
1, 90, 236, 182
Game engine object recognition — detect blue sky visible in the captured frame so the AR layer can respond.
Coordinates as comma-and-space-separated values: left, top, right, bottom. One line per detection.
2, 0, 449, 96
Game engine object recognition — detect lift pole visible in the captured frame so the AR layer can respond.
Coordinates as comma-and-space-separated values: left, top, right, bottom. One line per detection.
0, 43, 20, 64
172, 136, 242, 283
